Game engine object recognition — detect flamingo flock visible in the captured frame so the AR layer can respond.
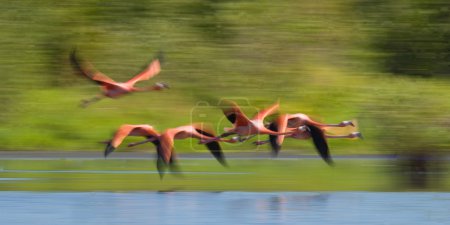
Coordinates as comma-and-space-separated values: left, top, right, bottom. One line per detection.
70, 50, 363, 178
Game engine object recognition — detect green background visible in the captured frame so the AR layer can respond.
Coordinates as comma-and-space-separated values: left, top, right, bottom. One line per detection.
0, 0, 449, 155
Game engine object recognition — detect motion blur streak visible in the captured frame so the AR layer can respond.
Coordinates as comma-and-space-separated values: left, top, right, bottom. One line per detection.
0, 1, 448, 190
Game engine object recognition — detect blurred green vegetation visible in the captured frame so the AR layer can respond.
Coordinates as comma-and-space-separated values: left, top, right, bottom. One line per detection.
0, 0, 449, 155
354, 0, 450, 76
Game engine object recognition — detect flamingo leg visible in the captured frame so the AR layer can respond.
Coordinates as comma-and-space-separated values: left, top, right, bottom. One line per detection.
325, 132, 363, 139
253, 140, 270, 145
128, 137, 157, 147
308, 120, 355, 128
238, 135, 256, 142
135, 83, 169, 92
219, 132, 235, 138
80, 95, 103, 108
255, 132, 363, 145
200, 132, 235, 144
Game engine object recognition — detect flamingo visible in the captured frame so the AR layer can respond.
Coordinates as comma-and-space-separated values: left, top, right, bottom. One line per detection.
70, 50, 169, 107
107, 123, 231, 178
201, 100, 292, 144
254, 113, 361, 164
103, 124, 161, 157
102, 124, 178, 177
157, 124, 230, 168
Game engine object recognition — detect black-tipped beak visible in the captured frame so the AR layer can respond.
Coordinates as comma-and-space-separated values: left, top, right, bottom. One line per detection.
357, 132, 364, 140
104, 143, 116, 158
155, 82, 170, 90
347, 121, 355, 127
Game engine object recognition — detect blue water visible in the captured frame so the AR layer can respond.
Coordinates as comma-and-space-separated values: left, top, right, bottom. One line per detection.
0, 192, 448, 225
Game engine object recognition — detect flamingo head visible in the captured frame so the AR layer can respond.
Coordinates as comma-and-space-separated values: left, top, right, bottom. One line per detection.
350, 132, 363, 139
339, 120, 354, 127
297, 125, 309, 132
155, 82, 170, 89
229, 136, 240, 143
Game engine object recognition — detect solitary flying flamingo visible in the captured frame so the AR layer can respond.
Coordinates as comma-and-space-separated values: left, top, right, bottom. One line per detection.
201, 100, 292, 144
254, 113, 361, 164
70, 50, 169, 107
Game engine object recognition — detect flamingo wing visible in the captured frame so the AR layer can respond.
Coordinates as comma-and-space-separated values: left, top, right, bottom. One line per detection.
152, 134, 179, 179
155, 151, 181, 179
307, 125, 333, 165
252, 101, 279, 121
154, 138, 180, 179
125, 59, 161, 86
192, 124, 227, 166
105, 125, 159, 157
285, 116, 304, 128
221, 100, 250, 126
267, 122, 281, 156
70, 50, 117, 86
159, 131, 176, 164
271, 114, 291, 156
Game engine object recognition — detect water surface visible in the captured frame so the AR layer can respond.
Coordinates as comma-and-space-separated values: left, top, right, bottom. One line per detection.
0, 192, 448, 225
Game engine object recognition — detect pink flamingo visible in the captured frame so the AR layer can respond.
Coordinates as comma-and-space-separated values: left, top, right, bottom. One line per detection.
70, 50, 169, 107
202, 100, 292, 144
104, 123, 231, 178
102, 124, 175, 177
254, 113, 361, 164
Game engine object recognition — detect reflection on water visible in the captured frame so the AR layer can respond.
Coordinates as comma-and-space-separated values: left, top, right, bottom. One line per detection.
0, 192, 448, 225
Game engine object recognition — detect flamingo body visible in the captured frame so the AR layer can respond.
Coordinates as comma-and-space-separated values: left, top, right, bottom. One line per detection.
258, 113, 360, 164
216, 100, 291, 141
70, 50, 168, 106
159, 124, 227, 167
104, 124, 160, 157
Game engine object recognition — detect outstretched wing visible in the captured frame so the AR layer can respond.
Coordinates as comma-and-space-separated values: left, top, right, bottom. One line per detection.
307, 125, 333, 165
70, 50, 116, 85
125, 58, 161, 86
192, 124, 227, 166
158, 131, 176, 164
221, 100, 250, 126
252, 101, 279, 121
268, 122, 281, 156
270, 114, 290, 156
104, 124, 159, 157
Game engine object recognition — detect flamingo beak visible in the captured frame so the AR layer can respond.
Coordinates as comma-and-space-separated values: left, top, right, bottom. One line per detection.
342, 121, 354, 127
154, 82, 170, 90
298, 126, 308, 132
231, 136, 239, 143
161, 82, 170, 89
354, 132, 364, 139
